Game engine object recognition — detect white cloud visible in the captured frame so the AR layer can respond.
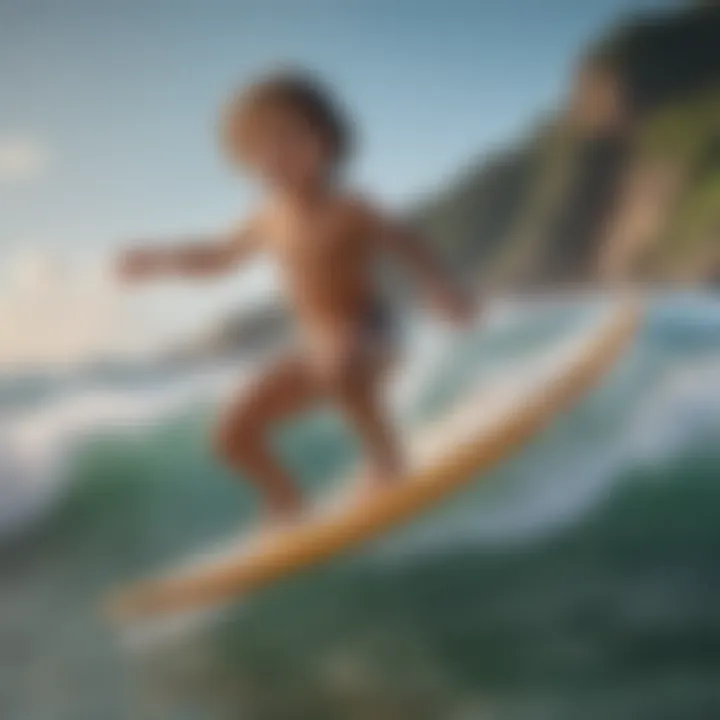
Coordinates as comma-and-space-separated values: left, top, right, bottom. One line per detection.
0, 137, 48, 183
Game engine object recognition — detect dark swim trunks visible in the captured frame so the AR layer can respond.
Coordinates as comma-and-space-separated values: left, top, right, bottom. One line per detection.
360, 301, 398, 361
298, 300, 399, 372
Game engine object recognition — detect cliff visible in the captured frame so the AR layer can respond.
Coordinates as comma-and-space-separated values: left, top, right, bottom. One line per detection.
417, 2, 720, 287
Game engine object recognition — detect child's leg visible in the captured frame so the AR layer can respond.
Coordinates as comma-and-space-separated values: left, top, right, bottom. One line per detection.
337, 374, 403, 485
214, 353, 320, 519
317, 341, 403, 485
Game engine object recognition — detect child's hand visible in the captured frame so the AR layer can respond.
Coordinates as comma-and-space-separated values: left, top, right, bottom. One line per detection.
117, 247, 165, 282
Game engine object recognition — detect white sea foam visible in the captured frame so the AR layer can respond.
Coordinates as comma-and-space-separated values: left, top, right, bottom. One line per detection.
2, 295, 717, 547
0, 297, 460, 541
373, 341, 720, 562
0, 361, 251, 538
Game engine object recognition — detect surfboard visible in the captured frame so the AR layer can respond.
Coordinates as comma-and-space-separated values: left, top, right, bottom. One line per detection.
105, 298, 640, 622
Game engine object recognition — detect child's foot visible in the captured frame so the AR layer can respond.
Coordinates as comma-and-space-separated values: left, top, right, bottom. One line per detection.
262, 487, 305, 531
355, 461, 404, 499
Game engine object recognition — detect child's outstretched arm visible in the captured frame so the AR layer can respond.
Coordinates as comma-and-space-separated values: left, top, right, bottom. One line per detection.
117, 217, 263, 282
370, 207, 475, 324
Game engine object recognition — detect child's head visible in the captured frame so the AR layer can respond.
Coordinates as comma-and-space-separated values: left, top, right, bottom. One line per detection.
223, 72, 351, 192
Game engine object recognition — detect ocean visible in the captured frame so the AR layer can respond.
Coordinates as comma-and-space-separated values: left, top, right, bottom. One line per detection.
1, 294, 719, 720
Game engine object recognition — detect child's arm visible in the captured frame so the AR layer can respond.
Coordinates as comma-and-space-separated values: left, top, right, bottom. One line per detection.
117, 217, 263, 282
369, 207, 475, 323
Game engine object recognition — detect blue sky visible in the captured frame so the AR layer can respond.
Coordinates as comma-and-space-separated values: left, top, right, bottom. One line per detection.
1, 0, 669, 262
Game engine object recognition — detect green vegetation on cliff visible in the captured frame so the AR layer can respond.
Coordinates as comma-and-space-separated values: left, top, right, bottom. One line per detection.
418, 3, 720, 286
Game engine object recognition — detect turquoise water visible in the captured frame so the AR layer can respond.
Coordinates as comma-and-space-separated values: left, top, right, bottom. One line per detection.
1, 295, 719, 719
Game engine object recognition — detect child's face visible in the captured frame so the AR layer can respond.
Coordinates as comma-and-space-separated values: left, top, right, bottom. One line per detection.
249, 109, 333, 193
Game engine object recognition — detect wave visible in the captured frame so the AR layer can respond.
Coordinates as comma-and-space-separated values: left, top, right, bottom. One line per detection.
375, 348, 720, 560
2, 293, 720, 720
0, 310, 450, 539
0, 362, 251, 538
1, 295, 718, 546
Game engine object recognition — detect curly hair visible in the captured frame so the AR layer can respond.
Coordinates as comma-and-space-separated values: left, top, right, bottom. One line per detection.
222, 72, 351, 167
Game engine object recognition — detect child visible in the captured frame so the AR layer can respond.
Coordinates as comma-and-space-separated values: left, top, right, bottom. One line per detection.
118, 72, 473, 522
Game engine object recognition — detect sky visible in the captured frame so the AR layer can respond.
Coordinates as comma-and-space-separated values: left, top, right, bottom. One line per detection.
0, 0, 671, 348
0, 0, 674, 253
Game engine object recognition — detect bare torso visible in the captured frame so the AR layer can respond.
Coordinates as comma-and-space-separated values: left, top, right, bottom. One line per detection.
260, 194, 379, 344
